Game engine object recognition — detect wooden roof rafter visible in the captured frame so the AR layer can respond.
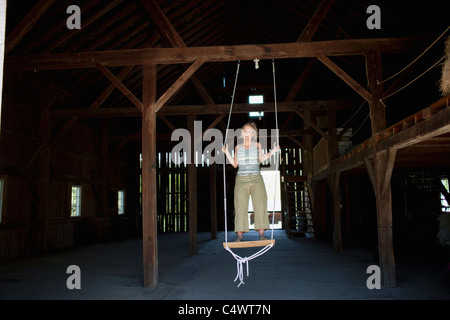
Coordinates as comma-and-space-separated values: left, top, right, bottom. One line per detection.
177, 1, 236, 46
141, 0, 215, 106
5, 0, 57, 54
46, 0, 126, 54
44, 11, 157, 108
297, 0, 335, 43
284, 0, 334, 103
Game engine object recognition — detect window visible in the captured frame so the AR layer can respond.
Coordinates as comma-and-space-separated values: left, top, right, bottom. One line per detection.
249, 111, 264, 118
118, 190, 125, 215
440, 178, 450, 212
0, 178, 4, 223
71, 185, 82, 217
248, 95, 264, 104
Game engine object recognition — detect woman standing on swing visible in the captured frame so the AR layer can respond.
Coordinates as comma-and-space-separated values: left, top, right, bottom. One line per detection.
222, 121, 280, 242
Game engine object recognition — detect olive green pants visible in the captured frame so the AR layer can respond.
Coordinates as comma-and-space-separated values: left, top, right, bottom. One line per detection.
234, 173, 270, 233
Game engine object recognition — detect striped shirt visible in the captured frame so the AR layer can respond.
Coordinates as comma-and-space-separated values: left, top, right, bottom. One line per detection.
237, 144, 260, 175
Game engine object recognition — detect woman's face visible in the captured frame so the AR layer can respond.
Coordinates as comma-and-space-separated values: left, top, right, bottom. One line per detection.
242, 125, 256, 141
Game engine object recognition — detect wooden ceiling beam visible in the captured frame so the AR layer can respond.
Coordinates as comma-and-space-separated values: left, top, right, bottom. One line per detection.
110, 128, 316, 142
6, 37, 421, 71
51, 99, 356, 118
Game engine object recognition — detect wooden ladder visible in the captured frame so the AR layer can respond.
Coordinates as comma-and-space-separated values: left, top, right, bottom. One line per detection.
282, 174, 314, 238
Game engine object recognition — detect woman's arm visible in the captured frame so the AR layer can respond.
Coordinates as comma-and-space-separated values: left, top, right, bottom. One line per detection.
258, 142, 280, 163
222, 144, 239, 168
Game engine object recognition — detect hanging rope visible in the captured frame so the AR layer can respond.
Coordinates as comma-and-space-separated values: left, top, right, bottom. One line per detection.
225, 242, 274, 287
270, 59, 280, 240
378, 24, 450, 85
222, 61, 240, 244
222, 59, 280, 287
382, 55, 446, 101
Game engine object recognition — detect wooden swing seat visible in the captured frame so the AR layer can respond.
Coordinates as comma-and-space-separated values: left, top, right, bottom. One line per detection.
223, 239, 275, 249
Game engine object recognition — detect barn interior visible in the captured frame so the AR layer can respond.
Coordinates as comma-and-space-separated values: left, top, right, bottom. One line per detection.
0, 0, 450, 298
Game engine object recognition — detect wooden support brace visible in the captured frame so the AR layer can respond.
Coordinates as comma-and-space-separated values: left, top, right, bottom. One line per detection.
141, 0, 215, 105
49, 66, 135, 147
317, 53, 372, 103
155, 58, 205, 112
295, 110, 329, 140
95, 63, 143, 111
286, 135, 311, 152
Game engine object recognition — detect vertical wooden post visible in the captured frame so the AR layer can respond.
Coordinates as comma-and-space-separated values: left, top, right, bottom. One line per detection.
373, 148, 397, 287
366, 50, 385, 134
329, 171, 341, 253
100, 120, 108, 217
188, 113, 197, 255
366, 50, 397, 286
39, 81, 51, 252
0, 0, 6, 136
210, 164, 217, 240
327, 105, 341, 252
142, 64, 158, 287
313, 179, 327, 239
302, 110, 313, 179
344, 179, 352, 238
327, 105, 338, 160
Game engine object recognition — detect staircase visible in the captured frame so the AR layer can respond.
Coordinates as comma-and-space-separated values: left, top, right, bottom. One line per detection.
283, 175, 314, 238
280, 149, 314, 238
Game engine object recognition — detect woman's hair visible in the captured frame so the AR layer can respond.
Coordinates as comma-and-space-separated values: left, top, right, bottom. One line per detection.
242, 121, 258, 141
